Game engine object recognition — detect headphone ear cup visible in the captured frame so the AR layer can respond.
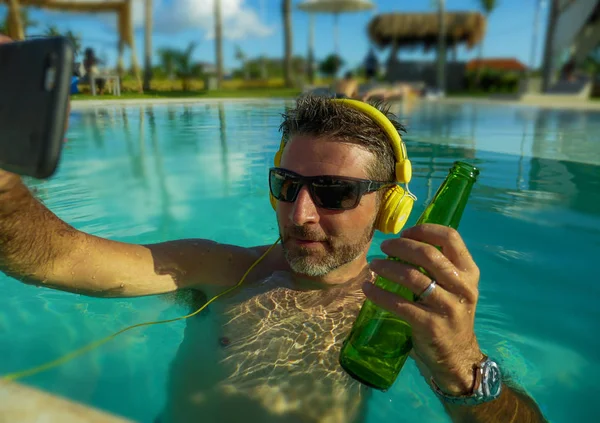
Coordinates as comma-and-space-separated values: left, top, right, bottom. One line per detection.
375, 185, 414, 234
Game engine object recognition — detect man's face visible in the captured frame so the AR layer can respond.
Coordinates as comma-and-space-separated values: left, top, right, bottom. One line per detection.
276, 135, 379, 277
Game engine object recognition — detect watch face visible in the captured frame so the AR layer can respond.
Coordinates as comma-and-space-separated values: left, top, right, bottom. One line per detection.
483, 362, 502, 397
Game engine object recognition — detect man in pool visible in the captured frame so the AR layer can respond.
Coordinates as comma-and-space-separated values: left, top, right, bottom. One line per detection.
0, 32, 546, 423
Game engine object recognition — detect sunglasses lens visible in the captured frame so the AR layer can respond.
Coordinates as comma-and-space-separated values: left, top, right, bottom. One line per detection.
270, 169, 365, 210
312, 179, 360, 210
270, 169, 300, 202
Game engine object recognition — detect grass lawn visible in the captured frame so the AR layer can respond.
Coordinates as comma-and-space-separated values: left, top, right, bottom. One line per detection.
447, 91, 506, 98
72, 87, 302, 101
71, 76, 312, 101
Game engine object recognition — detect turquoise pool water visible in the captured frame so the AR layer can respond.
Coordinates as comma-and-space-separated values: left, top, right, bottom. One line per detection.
1, 99, 598, 423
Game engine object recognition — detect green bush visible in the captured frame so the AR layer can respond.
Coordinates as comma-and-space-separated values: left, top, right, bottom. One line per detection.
465, 68, 520, 93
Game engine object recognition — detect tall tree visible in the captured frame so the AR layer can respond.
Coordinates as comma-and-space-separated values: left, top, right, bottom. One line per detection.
174, 41, 199, 91
64, 30, 82, 57
584, 44, 600, 80
437, 0, 446, 93
214, 0, 223, 88
319, 54, 344, 78
143, 0, 153, 91
157, 48, 177, 80
476, 0, 498, 72
45, 26, 81, 57
20, 8, 37, 34
235, 45, 249, 80
44, 25, 61, 37
282, 0, 293, 88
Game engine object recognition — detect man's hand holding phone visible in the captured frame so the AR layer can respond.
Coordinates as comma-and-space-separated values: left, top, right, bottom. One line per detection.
0, 34, 73, 181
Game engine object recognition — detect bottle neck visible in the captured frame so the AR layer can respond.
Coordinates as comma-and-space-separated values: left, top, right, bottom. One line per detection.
416, 163, 478, 230
451, 161, 480, 180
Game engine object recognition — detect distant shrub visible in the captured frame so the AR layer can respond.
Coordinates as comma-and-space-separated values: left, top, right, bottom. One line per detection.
465, 68, 521, 93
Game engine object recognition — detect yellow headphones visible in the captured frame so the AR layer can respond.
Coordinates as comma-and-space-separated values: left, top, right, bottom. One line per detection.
270, 98, 416, 234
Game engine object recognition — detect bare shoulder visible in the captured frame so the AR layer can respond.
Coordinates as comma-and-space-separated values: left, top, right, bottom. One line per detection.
142, 238, 285, 291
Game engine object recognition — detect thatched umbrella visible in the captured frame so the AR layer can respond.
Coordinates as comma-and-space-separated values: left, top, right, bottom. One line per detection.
368, 11, 486, 52
368, 10, 485, 92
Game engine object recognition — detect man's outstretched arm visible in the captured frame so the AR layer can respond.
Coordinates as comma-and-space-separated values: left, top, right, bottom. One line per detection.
0, 171, 266, 297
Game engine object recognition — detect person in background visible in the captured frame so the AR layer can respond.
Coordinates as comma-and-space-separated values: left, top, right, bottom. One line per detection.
333, 71, 359, 98
364, 48, 378, 82
82, 47, 106, 95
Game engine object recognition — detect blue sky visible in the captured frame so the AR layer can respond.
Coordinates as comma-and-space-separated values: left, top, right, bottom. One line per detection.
1, 0, 550, 72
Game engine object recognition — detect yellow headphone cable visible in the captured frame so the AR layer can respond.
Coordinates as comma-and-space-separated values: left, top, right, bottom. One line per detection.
1, 237, 281, 383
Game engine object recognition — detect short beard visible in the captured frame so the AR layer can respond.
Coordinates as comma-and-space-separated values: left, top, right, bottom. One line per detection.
282, 224, 375, 277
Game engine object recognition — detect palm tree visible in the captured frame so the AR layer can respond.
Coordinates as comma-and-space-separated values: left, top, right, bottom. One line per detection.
44, 25, 61, 37
282, 0, 293, 88
45, 26, 82, 57
174, 41, 199, 91
584, 45, 600, 81
319, 54, 344, 78
476, 0, 498, 74
21, 9, 38, 35
235, 45, 249, 80
157, 43, 198, 90
214, 0, 223, 88
65, 30, 82, 57
143, 0, 153, 91
436, 0, 447, 93
158, 48, 177, 80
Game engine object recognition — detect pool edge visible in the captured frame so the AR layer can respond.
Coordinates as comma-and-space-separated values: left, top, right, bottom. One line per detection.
0, 380, 134, 423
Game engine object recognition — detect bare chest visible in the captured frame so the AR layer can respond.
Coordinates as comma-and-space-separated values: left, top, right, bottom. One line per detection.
164, 275, 371, 423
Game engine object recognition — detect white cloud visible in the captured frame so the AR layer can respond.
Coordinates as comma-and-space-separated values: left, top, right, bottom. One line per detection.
23, 0, 273, 52
143, 0, 274, 39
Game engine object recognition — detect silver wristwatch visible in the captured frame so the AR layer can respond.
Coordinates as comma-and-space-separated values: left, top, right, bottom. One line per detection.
431, 355, 502, 406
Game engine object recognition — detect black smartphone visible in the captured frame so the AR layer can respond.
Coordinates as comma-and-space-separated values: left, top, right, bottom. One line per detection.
0, 36, 73, 179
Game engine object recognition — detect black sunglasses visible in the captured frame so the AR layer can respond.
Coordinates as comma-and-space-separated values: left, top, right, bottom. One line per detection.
269, 167, 393, 210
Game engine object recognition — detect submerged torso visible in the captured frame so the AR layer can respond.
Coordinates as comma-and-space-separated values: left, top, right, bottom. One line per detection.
159, 270, 371, 423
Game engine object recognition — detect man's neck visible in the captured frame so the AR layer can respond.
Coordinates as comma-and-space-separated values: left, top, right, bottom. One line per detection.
291, 255, 373, 290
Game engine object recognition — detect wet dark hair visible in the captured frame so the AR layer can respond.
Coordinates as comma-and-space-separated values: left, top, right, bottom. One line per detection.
279, 95, 406, 182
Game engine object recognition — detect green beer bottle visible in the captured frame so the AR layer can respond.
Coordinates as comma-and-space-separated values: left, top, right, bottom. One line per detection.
339, 161, 480, 391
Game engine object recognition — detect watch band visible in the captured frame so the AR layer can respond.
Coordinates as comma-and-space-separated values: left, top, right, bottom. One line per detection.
431, 355, 502, 406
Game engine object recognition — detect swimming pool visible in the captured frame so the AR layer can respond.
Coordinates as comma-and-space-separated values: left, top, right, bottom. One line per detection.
1, 99, 598, 422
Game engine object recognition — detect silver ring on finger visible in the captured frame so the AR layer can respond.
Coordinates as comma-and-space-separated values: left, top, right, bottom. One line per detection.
415, 280, 437, 303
